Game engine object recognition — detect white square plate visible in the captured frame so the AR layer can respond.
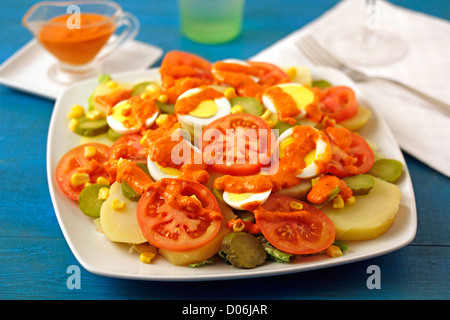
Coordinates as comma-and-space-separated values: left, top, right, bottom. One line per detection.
0, 39, 163, 100
47, 67, 417, 281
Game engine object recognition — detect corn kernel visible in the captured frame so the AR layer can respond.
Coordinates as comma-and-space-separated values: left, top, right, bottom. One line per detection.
266, 119, 277, 128
86, 109, 105, 120
98, 187, 110, 200
140, 92, 151, 100
326, 245, 343, 258
285, 67, 297, 81
145, 83, 161, 94
84, 146, 97, 158
333, 195, 345, 209
140, 251, 156, 264
106, 80, 118, 89
67, 104, 85, 119
230, 105, 243, 114
96, 176, 110, 185
345, 196, 356, 205
69, 118, 79, 132
289, 201, 303, 210
260, 109, 272, 120
224, 87, 237, 100
140, 134, 147, 146
232, 220, 245, 232
155, 114, 169, 126
157, 94, 168, 104
111, 198, 125, 211
71, 173, 90, 187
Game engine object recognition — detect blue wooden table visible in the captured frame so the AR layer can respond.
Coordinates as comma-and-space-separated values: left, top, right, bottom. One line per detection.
0, 0, 448, 301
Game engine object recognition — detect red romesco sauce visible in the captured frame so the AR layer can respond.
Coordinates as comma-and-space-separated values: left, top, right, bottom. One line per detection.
264, 126, 331, 190
120, 95, 158, 130
174, 87, 223, 115
147, 134, 209, 184
212, 61, 261, 78
263, 86, 300, 125
95, 88, 133, 114
39, 13, 115, 65
213, 174, 273, 194
307, 174, 353, 205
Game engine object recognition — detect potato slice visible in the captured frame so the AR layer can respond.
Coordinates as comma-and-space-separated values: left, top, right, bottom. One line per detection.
338, 105, 372, 131
283, 66, 312, 86
159, 199, 236, 266
321, 178, 401, 241
100, 182, 147, 244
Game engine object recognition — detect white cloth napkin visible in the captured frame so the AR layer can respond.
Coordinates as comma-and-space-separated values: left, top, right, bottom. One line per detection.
251, 0, 450, 177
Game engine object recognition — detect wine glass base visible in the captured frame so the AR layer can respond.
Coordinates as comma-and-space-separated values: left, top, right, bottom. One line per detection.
48, 62, 103, 85
324, 28, 408, 66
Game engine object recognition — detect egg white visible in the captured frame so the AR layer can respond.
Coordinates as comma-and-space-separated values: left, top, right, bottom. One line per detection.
107, 100, 159, 135
147, 158, 181, 181
223, 189, 271, 211
277, 127, 329, 179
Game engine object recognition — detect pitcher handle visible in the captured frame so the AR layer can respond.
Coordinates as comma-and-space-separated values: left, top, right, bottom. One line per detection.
97, 11, 140, 62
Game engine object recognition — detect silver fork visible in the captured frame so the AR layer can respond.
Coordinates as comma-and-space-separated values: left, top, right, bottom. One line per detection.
296, 35, 450, 117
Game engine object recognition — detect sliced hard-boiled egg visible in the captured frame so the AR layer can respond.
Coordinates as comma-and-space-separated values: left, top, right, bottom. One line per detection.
147, 159, 181, 181
176, 87, 231, 129
277, 126, 331, 179
147, 130, 203, 181
107, 99, 159, 135
223, 189, 271, 211
262, 83, 316, 119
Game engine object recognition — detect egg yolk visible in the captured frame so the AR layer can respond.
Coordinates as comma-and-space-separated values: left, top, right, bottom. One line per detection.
155, 162, 181, 176
281, 84, 315, 111
111, 101, 133, 124
227, 192, 253, 202
189, 100, 219, 118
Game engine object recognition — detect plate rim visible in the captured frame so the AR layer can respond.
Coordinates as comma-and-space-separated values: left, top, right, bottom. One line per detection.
47, 66, 417, 281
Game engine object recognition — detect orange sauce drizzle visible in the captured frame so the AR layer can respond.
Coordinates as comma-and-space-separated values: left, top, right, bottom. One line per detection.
174, 87, 223, 115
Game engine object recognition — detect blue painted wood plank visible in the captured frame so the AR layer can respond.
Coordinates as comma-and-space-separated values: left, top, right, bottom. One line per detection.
0, 0, 448, 300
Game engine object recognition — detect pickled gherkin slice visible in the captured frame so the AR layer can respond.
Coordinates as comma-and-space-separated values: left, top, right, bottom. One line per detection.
230, 97, 264, 116
78, 184, 110, 218
343, 174, 375, 196
368, 159, 403, 183
221, 232, 266, 269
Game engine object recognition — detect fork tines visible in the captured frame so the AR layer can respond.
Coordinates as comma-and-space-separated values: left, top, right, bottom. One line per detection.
296, 34, 343, 68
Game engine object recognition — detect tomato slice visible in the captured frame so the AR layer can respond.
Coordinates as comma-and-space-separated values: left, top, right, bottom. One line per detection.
201, 113, 276, 176
55, 143, 110, 201
136, 178, 223, 251
254, 194, 335, 255
159, 51, 214, 103
160, 50, 213, 82
109, 134, 147, 163
316, 86, 358, 122
248, 61, 290, 86
324, 126, 375, 178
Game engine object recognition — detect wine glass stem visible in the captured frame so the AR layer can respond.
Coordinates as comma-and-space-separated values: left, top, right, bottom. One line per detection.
363, 0, 381, 43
